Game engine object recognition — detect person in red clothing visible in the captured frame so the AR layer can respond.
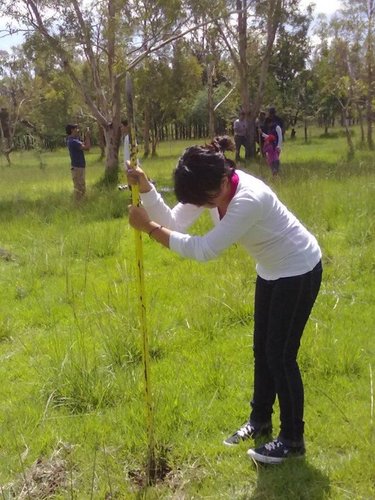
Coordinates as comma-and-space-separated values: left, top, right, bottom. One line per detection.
262, 117, 282, 176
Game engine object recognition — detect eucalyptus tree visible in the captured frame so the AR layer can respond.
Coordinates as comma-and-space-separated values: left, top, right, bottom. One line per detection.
310, 41, 342, 133
0, 48, 35, 164
188, 23, 224, 138
309, 17, 343, 134
128, 0, 194, 157
293, 69, 320, 142
184, 23, 229, 138
134, 0, 231, 149
331, 0, 375, 149
0, 0, 214, 180
217, 0, 311, 157
21, 34, 80, 142
311, 2, 374, 150
135, 43, 202, 155
270, 4, 313, 126
0, 0, 123, 177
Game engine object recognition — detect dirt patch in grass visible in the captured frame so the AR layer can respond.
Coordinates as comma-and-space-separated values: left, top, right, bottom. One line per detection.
3, 442, 75, 499
128, 446, 172, 489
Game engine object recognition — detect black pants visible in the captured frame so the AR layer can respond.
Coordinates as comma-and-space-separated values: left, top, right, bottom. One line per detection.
234, 135, 248, 159
250, 261, 322, 443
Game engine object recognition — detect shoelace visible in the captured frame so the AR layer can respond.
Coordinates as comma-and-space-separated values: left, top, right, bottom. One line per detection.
264, 439, 283, 451
237, 423, 254, 437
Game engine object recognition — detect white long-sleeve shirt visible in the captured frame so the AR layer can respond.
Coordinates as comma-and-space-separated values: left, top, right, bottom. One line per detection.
140, 169, 321, 280
233, 118, 247, 137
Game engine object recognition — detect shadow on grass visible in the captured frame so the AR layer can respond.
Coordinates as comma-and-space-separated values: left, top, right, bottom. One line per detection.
250, 458, 330, 500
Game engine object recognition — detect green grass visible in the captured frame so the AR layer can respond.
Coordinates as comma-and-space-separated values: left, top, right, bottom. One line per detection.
0, 127, 374, 498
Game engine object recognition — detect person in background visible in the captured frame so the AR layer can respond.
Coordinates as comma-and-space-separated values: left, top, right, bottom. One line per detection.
233, 110, 248, 161
262, 116, 283, 176
126, 135, 322, 465
256, 110, 267, 157
65, 124, 90, 202
268, 107, 284, 139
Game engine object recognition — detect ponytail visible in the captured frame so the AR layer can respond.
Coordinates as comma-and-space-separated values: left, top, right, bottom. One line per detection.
211, 135, 235, 154
211, 135, 236, 171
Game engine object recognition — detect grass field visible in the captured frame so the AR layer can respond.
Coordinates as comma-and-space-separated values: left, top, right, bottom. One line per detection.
0, 128, 374, 498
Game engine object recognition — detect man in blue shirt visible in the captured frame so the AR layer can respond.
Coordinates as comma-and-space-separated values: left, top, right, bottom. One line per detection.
66, 124, 91, 201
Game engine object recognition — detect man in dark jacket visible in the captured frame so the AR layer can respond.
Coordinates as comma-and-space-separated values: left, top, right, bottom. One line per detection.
66, 124, 91, 201
268, 107, 284, 139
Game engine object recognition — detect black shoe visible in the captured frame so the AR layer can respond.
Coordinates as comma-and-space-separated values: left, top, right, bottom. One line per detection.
247, 438, 305, 464
223, 421, 272, 446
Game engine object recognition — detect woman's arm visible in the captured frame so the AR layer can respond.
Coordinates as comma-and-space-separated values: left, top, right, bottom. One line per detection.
169, 195, 261, 261
127, 163, 204, 231
128, 205, 171, 248
128, 193, 262, 262
141, 188, 204, 232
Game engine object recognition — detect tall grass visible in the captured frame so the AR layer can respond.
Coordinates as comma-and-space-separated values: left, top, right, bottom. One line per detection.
0, 127, 374, 498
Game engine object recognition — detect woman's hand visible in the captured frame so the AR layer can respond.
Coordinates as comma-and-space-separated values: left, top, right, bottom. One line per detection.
129, 206, 171, 248
126, 162, 153, 193
128, 205, 152, 233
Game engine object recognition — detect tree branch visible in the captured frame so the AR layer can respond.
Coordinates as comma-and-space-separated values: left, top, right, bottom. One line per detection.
124, 10, 241, 73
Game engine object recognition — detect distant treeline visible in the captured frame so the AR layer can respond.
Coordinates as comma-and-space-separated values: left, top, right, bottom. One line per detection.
13, 133, 67, 151
12, 117, 230, 152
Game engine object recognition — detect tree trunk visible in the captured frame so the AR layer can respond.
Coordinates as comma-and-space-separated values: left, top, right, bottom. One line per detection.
246, 117, 256, 158
207, 61, 215, 139
344, 116, 354, 159
0, 110, 13, 165
366, 11, 374, 150
357, 105, 365, 143
151, 122, 158, 157
4, 150, 11, 166
143, 102, 151, 158
103, 125, 121, 183
237, 0, 282, 159
98, 124, 106, 160
236, 0, 252, 157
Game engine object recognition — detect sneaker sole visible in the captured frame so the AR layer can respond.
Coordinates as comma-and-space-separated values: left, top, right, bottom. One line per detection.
247, 448, 305, 465
223, 440, 238, 446
223, 437, 250, 446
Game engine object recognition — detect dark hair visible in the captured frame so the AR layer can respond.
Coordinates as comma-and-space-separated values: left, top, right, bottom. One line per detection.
65, 124, 78, 135
265, 116, 275, 126
174, 136, 236, 205
121, 119, 128, 126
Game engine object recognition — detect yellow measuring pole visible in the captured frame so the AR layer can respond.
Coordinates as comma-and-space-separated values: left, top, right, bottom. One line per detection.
126, 74, 155, 479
